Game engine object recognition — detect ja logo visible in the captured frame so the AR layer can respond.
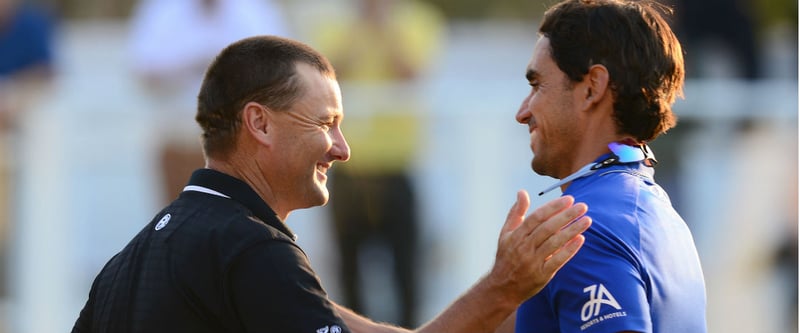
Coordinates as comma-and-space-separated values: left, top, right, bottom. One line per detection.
581, 283, 622, 321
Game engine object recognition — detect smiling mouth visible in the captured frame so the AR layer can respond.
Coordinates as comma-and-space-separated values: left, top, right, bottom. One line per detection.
527, 118, 537, 133
316, 163, 331, 175
528, 123, 539, 135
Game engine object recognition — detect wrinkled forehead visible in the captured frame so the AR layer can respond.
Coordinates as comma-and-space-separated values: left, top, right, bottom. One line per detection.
294, 63, 343, 111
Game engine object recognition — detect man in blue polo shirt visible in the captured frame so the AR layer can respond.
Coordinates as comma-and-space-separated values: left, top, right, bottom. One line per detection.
509, 0, 707, 332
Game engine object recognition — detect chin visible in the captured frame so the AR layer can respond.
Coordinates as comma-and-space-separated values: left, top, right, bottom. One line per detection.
312, 187, 330, 206
318, 195, 330, 206
294, 187, 329, 210
531, 159, 549, 177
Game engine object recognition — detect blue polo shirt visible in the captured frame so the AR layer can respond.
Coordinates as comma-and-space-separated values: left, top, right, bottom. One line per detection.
516, 156, 707, 333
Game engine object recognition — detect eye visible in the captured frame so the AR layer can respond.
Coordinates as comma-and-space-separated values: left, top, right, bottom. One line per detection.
318, 118, 336, 131
529, 81, 541, 91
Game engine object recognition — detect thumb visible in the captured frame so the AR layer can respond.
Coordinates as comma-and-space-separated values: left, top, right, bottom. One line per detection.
502, 190, 530, 233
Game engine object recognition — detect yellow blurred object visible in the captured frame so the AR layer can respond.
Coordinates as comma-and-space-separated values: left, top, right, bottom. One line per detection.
313, 0, 445, 175
341, 111, 421, 174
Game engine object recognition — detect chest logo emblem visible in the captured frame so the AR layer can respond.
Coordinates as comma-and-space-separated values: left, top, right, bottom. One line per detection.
155, 214, 171, 231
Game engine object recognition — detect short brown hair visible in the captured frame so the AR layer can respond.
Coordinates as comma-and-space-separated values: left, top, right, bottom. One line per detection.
196, 35, 336, 159
540, 0, 684, 141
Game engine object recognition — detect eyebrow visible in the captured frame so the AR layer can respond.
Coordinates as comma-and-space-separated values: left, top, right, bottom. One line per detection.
323, 112, 342, 123
526, 69, 539, 82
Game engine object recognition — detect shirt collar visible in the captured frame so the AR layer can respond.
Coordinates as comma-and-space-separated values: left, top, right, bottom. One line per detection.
538, 143, 656, 196
185, 168, 296, 240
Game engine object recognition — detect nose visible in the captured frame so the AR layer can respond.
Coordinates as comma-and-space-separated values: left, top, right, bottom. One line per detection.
516, 94, 532, 124
331, 127, 351, 162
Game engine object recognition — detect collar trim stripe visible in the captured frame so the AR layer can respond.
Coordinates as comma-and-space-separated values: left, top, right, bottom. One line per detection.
183, 185, 231, 198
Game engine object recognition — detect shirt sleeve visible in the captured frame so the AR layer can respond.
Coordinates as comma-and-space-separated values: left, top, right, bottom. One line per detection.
226, 240, 351, 333
517, 224, 652, 333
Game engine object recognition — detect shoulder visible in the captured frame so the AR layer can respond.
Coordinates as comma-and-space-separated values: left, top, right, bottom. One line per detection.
159, 193, 296, 260
561, 170, 650, 266
567, 167, 657, 228
232, 239, 312, 283
569, 168, 641, 203
567, 173, 639, 231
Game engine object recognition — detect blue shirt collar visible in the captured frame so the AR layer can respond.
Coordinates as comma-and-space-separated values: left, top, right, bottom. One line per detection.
538, 143, 656, 196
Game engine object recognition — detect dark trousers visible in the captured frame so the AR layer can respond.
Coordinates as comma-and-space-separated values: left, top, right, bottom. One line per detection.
329, 169, 418, 327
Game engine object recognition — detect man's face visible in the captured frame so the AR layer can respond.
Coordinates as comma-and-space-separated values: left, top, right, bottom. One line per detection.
515, 37, 582, 179
265, 63, 350, 210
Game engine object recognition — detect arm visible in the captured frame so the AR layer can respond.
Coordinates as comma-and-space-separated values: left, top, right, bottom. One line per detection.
337, 191, 591, 333
334, 303, 413, 333
494, 311, 516, 333
229, 241, 350, 332
416, 191, 589, 333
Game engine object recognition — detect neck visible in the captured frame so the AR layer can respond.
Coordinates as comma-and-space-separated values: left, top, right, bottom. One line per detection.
560, 131, 620, 178
542, 136, 640, 195
558, 117, 638, 192
206, 155, 289, 221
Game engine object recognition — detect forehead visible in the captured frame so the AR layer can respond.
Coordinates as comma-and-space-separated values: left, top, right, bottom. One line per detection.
525, 37, 560, 80
294, 63, 342, 113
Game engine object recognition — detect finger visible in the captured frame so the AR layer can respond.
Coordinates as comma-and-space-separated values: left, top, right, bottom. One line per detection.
541, 216, 590, 272
512, 195, 575, 237
536, 215, 592, 265
502, 190, 530, 233
542, 234, 586, 275
528, 201, 588, 248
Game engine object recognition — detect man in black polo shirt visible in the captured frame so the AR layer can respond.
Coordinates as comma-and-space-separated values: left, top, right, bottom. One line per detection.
72, 35, 591, 333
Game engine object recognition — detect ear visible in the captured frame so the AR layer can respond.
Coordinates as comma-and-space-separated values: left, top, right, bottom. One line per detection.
241, 102, 271, 146
581, 64, 610, 108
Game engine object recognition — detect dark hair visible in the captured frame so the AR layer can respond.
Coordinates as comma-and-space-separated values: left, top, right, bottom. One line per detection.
540, 0, 684, 141
196, 35, 336, 159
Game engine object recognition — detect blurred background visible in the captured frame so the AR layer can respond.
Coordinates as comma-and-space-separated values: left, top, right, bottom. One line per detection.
0, 0, 796, 332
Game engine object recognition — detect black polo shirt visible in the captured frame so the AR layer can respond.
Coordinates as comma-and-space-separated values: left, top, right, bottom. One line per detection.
73, 168, 350, 333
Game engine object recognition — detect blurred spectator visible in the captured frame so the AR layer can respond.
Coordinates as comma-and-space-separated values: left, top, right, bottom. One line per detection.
669, 0, 760, 79
311, 0, 445, 326
0, 0, 55, 128
0, 0, 54, 78
771, 166, 798, 333
773, 230, 798, 331
127, 0, 290, 203
0, 0, 56, 301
